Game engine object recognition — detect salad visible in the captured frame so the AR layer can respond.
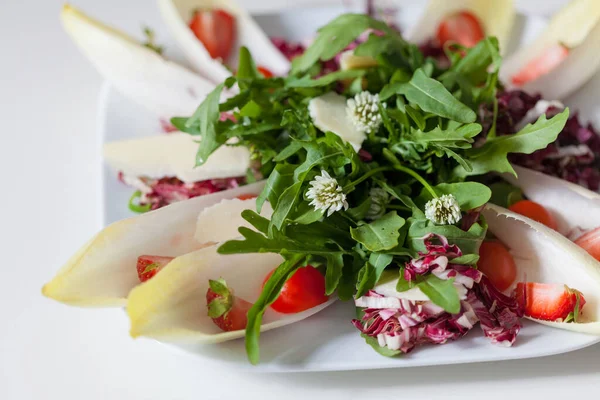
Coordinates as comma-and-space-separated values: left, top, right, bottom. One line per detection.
44, 0, 600, 366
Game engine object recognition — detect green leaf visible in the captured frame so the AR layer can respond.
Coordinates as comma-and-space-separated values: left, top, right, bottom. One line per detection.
287, 70, 365, 88
142, 263, 160, 274
236, 46, 260, 81
407, 218, 487, 255
396, 269, 419, 292
208, 278, 229, 296
355, 253, 394, 297
184, 83, 224, 166
241, 210, 269, 235
256, 164, 295, 213
245, 254, 305, 364
489, 182, 524, 208
450, 254, 480, 265
458, 109, 570, 177
325, 253, 345, 295
397, 69, 476, 123
270, 181, 303, 230
418, 275, 460, 314
207, 297, 232, 318
291, 14, 400, 73
350, 211, 406, 252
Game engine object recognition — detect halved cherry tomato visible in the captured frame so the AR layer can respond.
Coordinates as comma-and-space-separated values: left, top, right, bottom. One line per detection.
236, 194, 257, 201
477, 241, 517, 292
575, 227, 600, 261
436, 11, 485, 48
512, 44, 569, 86
509, 200, 558, 230
263, 265, 328, 314
257, 66, 274, 78
189, 9, 236, 61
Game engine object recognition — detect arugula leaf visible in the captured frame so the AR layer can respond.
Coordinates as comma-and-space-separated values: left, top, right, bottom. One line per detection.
457, 109, 570, 177
325, 253, 345, 295
397, 69, 476, 123
287, 70, 366, 88
450, 254, 480, 265
183, 83, 225, 166
355, 253, 394, 298
418, 275, 460, 314
488, 182, 524, 208
350, 211, 406, 251
407, 218, 487, 255
245, 254, 305, 364
256, 164, 295, 213
291, 14, 399, 73
236, 46, 261, 83
241, 210, 269, 235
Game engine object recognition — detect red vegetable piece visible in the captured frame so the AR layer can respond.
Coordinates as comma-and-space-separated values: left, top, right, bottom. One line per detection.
436, 11, 485, 48
512, 44, 569, 86
189, 9, 236, 61
263, 265, 328, 314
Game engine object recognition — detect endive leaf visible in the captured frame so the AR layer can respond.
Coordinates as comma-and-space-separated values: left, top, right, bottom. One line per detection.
483, 204, 600, 335
127, 245, 334, 342
42, 182, 266, 306
61, 4, 217, 117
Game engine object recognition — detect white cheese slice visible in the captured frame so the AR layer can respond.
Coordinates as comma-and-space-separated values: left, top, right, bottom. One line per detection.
103, 133, 251, 183
195, 198, 273, 244
61, 4, 217, 117
158, 0, 290, 83
308, 92, 366, 152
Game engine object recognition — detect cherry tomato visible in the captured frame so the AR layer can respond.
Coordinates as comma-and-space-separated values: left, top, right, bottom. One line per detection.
509, 200, 558, 230
263, 265, 328, 314
575, 227, 600, 261
257, 66, 274, 78
189, 9, 236, 61
477, 241, 517, 292
236, 194, 257, 201
436, 11, 485, 48
512, 44, 569, 86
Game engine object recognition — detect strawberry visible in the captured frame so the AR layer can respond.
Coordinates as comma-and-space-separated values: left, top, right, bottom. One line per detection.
206, 278, 253, 332
189, 9, 236, 61
136, 255, 174, 282
574, 226, 600, 262
515, 282, 586, 322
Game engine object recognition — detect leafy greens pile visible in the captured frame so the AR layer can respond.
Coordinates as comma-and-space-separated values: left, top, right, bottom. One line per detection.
173, 14, 569, 364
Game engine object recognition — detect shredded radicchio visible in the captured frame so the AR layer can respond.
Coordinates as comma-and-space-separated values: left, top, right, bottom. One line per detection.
353, 233, 523, 353
480, 90, 600, 191
119, 173, 244, 211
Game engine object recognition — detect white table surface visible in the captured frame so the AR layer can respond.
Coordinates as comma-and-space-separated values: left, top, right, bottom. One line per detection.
1, 0, 599, 399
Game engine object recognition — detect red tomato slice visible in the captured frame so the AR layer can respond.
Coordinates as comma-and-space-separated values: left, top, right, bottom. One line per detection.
263, 265, 328, 314
512, 44, 569, 86
477, 241, 517, 292
436, 11, 485, 48
189, 9, 236, 61
509, 200, 558, 230
574, 227, 600, 261
257, 66, 274, 78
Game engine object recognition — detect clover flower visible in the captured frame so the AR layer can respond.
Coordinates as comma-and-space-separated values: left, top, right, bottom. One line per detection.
346, 91, 383, 134
306, 170, 349, 216
425, 194, 462, 225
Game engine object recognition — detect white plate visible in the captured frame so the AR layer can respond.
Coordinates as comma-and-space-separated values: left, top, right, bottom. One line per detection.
99, 3, 600, 371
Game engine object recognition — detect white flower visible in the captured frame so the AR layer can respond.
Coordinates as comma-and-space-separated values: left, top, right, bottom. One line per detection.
366, 187, 389, 220
346, 91, 383, 134
425, 194, 462, 225
306, 170, 349, 216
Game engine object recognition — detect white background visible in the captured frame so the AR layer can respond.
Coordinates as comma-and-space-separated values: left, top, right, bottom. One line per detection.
1, 0, 599, 399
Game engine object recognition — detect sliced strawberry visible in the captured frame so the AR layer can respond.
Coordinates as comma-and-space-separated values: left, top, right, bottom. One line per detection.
136, 255, 174, 282
436, 11, 485, 48
189, 9, 236, 61
516, 282, 586, 322
512, 44, 569, 86
574, 226, 600, 261
206, 278, 253, 331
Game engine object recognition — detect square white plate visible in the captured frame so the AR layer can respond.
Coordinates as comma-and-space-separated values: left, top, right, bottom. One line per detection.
99, 3, 600, 372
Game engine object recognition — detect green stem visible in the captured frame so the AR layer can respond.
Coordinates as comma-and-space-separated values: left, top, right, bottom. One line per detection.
387, 204, 411, 211
343, 166, 394, 192
393, 165, 438, 198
